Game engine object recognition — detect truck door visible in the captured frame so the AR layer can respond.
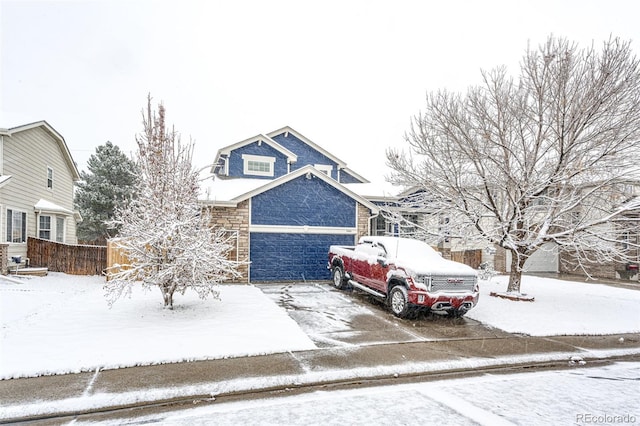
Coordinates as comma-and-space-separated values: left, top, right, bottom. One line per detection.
368, 242, 390, 292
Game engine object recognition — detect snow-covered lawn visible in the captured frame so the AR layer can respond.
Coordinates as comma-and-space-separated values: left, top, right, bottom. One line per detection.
468, 275, 640, 336
0, 273, 316, 380
1, 272, 639, 380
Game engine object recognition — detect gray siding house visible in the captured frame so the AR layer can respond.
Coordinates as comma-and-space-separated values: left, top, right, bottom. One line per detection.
0, 121, 81, 261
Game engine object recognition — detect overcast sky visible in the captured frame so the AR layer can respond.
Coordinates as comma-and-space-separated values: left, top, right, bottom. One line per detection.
2, 0, 639, 184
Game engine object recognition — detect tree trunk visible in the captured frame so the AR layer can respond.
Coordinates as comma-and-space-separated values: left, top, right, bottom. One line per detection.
163, 289, 174, 310
506, 249, 526, 293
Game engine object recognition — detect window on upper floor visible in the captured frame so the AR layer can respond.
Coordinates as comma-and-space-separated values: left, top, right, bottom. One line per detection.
242, 154, 275, 177
47, 167, 54, 189
6, 209, 27, 243
39, 215, 52, 240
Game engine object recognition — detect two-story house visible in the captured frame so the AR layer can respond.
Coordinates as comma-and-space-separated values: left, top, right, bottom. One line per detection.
202, 126, 379, 282
0, 121, 81, 265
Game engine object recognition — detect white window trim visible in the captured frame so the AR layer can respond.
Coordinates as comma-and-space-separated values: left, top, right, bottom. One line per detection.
242, 154, 275, 177
6, 207, 27, 244
38, 214, 52, 240
314, 164, 333, 176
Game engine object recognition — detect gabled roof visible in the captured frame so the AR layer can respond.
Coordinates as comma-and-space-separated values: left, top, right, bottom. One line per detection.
2, 121, 81, 181
267, 126, 370, 183
211, 133, 298, 173
202, 165, 379, 214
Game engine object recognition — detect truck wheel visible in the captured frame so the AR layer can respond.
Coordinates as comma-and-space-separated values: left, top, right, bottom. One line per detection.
332, 266, 347, 290
389, 286, 410, 318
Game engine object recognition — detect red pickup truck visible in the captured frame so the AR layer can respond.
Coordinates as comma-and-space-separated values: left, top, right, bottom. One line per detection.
328, 236, 479, 318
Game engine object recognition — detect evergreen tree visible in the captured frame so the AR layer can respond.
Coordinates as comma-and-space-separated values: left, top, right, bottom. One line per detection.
74, 142, 138, 244
105, 95, 241, 308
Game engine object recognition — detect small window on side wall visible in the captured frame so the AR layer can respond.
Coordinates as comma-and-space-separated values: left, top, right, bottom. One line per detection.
47, 167, 54, 189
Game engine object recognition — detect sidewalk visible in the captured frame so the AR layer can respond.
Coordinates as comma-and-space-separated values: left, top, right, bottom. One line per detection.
2, 333, 639, 423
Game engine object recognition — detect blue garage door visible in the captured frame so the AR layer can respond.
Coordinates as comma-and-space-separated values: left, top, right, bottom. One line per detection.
250, 233, 355, 282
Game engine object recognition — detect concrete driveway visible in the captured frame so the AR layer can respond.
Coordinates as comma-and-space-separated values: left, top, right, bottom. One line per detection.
257, 282, 511, 348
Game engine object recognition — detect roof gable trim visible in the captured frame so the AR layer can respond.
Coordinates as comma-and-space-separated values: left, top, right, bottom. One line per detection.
5, 121, 81, 181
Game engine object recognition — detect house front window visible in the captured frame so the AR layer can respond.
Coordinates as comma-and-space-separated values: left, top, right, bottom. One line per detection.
56, 217, 65, 242
39, 215, 52, 240
242, 154, 275, 177
6, 209, 26, 243
400, 213, 419, 236
373, 215, 392, 236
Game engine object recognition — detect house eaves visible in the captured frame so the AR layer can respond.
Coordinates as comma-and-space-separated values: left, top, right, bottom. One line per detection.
6, 121, 81, 181
211, 134, 298, 173
267, 126, 370, 184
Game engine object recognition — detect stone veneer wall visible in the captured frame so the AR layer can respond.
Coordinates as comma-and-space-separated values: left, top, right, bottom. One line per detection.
0, 244, 8, 275
357, 203, 372, 241
207, 200, 250, 282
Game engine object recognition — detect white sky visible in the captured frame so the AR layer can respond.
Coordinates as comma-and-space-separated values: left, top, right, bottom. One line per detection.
2, 0, 640, 184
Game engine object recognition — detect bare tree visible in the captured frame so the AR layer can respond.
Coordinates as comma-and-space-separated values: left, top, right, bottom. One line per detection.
387, 36, 640, 295
105, 95, 242, 308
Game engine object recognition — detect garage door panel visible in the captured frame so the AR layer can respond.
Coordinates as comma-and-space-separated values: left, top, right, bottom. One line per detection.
250, 233, 355, 282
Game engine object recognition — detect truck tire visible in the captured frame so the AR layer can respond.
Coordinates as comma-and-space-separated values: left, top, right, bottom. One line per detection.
389, 286, 410, 318
332, 265, 347, 290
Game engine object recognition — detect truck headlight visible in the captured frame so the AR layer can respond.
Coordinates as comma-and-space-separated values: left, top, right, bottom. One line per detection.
413, 275, 431, 291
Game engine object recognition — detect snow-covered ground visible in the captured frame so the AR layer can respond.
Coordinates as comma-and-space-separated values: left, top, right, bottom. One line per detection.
80, 361, 640, 426
467, 275, 640, 336
0, 273, 316, 380
1, 272, 639, 380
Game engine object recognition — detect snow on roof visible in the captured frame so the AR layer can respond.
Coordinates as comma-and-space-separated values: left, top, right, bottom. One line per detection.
34, 199, 74, 215
343, 181, 403, 200
199, 177, 269, 204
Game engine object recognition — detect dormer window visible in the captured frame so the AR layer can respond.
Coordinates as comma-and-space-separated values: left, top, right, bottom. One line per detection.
242, 154, 275, 177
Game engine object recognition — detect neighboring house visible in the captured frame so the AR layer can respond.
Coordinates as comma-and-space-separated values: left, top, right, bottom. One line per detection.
0, 121, 81, 263
373, 184, 640, 279
202, 126, 379, 282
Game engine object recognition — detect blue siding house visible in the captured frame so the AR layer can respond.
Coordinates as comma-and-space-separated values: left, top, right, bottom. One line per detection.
203, 126, 378, 282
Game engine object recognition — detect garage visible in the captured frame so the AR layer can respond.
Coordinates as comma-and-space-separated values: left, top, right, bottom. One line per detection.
249, 232, 356, 281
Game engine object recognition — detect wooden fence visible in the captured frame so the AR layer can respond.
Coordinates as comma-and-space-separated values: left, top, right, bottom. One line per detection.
450, 249, 483, 269
27, 237, 107, 275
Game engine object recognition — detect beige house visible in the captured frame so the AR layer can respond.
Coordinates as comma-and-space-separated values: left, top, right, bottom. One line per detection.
0, 121, 81, 262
